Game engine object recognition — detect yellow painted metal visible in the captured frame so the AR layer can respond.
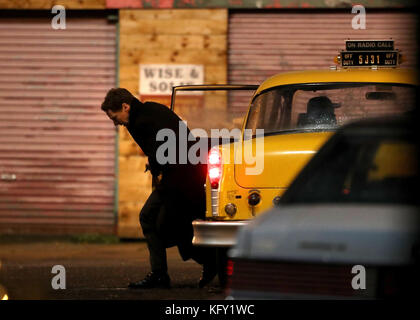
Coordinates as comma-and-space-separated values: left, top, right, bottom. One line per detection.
255, 68, 418, 96
234, 132, 333, 189
207, 132, 332, 220
368, 142, 417, 181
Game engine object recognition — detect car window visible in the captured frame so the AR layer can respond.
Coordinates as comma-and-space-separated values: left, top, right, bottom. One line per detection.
283, 136, 418, 204
246, 84, 416, 138
367, 143, 417, 181
172, 87, 256, 137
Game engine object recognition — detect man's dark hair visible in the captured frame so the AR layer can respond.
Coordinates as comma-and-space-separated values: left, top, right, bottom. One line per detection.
101, 88, 134, 112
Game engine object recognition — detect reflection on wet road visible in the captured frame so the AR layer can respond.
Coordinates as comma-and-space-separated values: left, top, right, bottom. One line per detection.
0, 241, 225, 300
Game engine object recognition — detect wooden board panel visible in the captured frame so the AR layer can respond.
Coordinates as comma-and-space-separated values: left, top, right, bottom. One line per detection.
117, 9, 227, 238
119, 140, 144, 156
119, 9, 227, 22
118, 201, 144, 239
122, 19, 226, 35
120, 34, 227, 51
120, 49, 226, 65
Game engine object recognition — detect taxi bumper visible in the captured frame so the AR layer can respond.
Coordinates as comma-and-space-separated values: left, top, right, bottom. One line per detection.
192, 220, 248, 247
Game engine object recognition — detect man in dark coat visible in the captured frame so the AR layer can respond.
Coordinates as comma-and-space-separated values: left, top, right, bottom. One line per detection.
101, 88, 216, 289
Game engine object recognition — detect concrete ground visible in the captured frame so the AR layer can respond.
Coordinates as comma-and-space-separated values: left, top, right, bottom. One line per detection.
0, 238, 226, 300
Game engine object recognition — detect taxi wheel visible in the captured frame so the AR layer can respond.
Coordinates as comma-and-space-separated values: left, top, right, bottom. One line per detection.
216, 248, 228, 288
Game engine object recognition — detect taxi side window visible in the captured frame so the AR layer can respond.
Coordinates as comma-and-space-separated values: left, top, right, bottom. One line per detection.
246, 88, 293, 138
367, 142, 417, 181
343, 140, 417, 203
284, 136, 417, 205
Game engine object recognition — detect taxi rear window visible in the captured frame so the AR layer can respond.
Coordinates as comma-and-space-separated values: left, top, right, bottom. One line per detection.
246, 83, 416, 138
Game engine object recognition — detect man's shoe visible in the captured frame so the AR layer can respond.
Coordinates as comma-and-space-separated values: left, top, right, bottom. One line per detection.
198, 263, 217, 288
128, 272, 171, 289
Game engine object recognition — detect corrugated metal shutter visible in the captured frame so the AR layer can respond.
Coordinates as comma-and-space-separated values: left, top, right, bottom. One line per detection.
0, 17, 117, 235
229, 11, 418, 115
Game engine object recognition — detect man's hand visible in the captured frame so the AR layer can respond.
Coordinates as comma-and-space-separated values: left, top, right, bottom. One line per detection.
152, 173, 162, 190
146, 162, 162, 188
144, 163, 151, 173
155, 174, 162, 184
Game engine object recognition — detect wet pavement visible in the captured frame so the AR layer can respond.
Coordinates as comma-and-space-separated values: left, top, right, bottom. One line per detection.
0, 239, 226, 300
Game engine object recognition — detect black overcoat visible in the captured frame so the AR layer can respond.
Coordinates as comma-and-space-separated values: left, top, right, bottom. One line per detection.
126, 98, 207, 258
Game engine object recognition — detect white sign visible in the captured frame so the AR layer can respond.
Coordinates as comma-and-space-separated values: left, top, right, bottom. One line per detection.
139, 64, 204, 95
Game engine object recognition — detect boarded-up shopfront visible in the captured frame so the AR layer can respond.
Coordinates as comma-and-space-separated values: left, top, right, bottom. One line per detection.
0, 15, 117, 235
228, 10, 418, 115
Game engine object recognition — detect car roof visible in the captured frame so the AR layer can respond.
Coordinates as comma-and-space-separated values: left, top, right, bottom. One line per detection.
255, 68, 418, 95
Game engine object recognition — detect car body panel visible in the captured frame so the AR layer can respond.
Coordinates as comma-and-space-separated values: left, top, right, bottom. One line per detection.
234, 132, 333, 189
254, 68, 418, 97
231, 204, 420, 265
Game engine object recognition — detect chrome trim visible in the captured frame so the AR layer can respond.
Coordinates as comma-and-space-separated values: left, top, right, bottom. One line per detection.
192, 220, 248, 247
211, 188, 219, 217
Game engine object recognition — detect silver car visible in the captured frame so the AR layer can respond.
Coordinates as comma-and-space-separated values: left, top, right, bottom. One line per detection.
227, 115, 420, 299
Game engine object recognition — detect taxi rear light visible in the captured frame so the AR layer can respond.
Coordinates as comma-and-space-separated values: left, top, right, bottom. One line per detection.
208, 147, 222, 189
226, 259, 234, 291
227, 260, 234, 277
209, 167, 221, 179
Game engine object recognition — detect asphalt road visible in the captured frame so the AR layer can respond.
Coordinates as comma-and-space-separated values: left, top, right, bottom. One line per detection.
0, 240, 226, 300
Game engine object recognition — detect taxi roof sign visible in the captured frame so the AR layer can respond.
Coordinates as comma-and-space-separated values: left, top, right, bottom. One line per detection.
339, 40, 400, 68
346, 40, 394, 51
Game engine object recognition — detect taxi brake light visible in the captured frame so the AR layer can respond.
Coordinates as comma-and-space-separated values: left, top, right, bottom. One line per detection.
208, 147, 222, 189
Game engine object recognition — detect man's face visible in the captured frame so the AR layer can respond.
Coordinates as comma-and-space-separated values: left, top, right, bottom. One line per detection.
106, 103, 130, 127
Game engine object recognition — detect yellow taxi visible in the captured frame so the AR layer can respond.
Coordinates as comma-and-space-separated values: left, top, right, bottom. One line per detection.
191, 40, 418, 256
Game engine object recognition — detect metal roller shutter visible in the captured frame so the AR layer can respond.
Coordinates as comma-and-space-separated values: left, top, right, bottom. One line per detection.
228, 11, 417, 115
0, 17, 117, 235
